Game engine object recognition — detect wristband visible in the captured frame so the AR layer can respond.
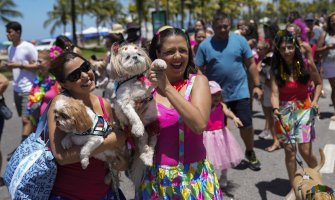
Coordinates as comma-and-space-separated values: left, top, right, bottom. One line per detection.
272, 108, 279, 113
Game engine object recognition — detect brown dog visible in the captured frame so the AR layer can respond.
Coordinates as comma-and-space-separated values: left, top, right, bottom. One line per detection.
285, 148, 334, 200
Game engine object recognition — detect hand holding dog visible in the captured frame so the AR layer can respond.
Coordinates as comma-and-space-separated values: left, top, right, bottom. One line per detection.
149, 59, 168, 92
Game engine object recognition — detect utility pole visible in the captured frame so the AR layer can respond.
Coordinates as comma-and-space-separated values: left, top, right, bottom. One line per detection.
71, 0, 77, 46
181, 0, 185, 29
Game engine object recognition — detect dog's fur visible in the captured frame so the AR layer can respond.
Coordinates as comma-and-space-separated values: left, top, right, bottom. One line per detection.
110, 44, 166, 188
285, 148, 333, 200
54, 96, 117, 184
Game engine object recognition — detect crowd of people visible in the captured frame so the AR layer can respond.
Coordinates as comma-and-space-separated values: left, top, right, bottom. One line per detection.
0, 9, 333, 199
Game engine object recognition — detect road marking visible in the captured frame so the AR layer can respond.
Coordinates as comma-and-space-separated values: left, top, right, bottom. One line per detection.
329, 120, 335, 130
320, 144, 335, 174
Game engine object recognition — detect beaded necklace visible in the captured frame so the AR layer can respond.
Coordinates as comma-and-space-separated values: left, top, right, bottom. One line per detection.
280, 60, 303, 81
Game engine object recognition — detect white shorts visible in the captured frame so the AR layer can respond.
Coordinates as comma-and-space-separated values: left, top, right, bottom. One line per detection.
323, 61, 335, 79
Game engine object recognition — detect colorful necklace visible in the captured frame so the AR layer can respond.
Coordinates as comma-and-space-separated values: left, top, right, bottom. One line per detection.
27, 73, 56, 123
171, 79, 188, 91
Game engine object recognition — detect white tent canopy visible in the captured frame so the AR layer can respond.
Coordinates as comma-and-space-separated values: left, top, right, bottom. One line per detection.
64, 26, 111, 39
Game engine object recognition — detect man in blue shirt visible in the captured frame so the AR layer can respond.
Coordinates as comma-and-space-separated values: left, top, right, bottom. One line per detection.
195, 12, 262, 171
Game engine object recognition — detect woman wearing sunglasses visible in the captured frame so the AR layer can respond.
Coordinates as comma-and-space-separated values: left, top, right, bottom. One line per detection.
47, 52, 127, 200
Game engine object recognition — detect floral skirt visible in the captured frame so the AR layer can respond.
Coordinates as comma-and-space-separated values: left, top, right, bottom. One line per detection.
139, 159, 223, 200
275, 98, 317, 144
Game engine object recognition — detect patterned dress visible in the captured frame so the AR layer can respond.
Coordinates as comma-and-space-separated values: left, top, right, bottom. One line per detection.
139, 75, 223, 199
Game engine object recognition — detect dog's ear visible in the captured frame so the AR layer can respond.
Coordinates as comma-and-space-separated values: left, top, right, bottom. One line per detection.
70, 99, 93, 131
109, 55, 120, 80
111, 43, 120, 54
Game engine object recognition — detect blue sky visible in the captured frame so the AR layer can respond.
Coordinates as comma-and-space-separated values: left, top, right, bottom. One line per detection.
0, 0, 129, 42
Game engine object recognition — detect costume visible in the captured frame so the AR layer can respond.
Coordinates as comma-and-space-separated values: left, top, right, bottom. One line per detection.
322, 34, 335, 79
50, 96, 125, 200
140, 75, 222, 199
203, 103, 243, 170
275, 80, 317, 144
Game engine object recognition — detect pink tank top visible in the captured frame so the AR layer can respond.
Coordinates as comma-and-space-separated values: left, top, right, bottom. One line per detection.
39, 83, 59, 116
279, 80, 310, 101
155, 75, 206, 165
51, 96, 110, 199
206, 103, 225, 131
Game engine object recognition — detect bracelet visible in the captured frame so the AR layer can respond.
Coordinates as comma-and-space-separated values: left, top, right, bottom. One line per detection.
272, 108, 279, 113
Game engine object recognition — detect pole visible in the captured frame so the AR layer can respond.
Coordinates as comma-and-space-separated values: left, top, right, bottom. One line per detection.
71, 0, 78, 46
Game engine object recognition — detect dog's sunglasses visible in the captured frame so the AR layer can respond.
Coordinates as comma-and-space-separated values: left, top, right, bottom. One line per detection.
65, 61, 92, 82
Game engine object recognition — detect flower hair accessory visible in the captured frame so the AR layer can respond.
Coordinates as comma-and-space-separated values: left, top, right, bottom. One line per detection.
49, 46, 64, 59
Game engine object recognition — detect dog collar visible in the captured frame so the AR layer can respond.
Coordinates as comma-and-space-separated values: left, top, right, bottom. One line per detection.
306, 184, 335, 200
114, 75, 139, 93
114, 72, 150, 93
76, 115, 112, 137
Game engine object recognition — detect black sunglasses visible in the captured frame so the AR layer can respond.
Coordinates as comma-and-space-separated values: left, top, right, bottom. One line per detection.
65, 61, 91, 82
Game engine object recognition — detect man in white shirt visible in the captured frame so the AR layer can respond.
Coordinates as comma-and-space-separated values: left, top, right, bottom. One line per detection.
5, 21, 38, 145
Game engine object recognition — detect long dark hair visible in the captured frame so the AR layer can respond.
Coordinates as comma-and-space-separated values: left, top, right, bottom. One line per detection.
325, 12, 335, 34
50, 52, 87, 83
149, 27, 197, 79
271, 30, 309, 87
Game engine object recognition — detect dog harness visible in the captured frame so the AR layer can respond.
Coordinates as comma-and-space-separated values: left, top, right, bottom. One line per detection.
114, 74, 154, 104
76, 115, 112, 137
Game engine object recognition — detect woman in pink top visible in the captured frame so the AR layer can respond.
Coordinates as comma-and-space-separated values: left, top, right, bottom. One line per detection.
139, 27, 222, 199
271, 30, 322, 189
47, 52, 127, 200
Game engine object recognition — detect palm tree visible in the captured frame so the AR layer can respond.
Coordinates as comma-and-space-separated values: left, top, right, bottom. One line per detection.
71, 0, 77, 46
86, 0, 122, 45
0, 0, 23, 24
43, 0, 71, 36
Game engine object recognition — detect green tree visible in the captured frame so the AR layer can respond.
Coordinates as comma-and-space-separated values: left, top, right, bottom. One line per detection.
86, 0, 122, 45
44, 0, 71, 36
0, 0, 23, 24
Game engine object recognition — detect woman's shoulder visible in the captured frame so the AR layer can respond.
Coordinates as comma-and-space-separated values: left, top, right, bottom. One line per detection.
190, 73, 208, 83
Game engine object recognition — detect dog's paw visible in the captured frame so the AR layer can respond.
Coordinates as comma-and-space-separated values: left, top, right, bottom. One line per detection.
61, 137, 73, 149
140, 147, 154, 166
131, 123, 144, 137
152, 59, 167, 70
81, 157, 90, 169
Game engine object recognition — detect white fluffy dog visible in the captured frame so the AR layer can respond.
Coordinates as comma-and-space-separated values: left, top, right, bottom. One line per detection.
54, 96, 117, 184
110, 44, 166, 187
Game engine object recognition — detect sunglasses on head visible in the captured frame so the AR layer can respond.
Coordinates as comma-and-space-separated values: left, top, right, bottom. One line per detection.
65, 60, 91, 82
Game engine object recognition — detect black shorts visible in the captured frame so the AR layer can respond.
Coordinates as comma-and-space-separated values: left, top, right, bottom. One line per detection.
226, 98, 253, 129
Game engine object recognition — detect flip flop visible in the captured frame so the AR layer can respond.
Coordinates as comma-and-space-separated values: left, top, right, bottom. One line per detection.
265, 144, 281, 152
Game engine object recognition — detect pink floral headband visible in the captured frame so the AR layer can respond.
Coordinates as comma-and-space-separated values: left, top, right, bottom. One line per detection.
49, 46, 64, 59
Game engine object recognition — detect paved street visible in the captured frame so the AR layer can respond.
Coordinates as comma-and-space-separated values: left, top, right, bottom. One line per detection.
0, 81, 334, 200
